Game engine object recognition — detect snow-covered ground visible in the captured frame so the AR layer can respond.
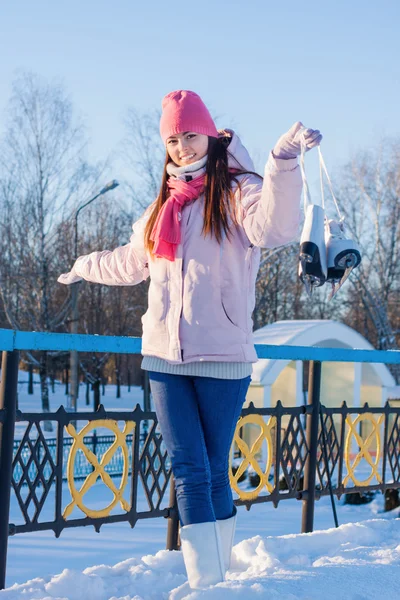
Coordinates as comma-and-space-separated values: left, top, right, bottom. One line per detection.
2, 377, 400, 599
3, 505, 400, 599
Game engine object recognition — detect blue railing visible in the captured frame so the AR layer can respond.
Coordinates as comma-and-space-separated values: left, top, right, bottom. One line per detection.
1, 329, 399, 364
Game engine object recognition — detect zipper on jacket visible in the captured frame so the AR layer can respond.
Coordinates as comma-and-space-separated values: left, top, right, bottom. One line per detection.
178, 215, 187, 358
246, 244, 255, 333
174, 257, 184, 363
179, 260, 184, 361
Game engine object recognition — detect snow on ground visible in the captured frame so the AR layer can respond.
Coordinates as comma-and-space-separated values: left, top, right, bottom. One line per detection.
2, 515, 400, 599
2, 379, 400, 598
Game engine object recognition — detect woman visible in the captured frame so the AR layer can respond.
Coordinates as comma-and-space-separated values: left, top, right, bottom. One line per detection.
58, 90, 321, 592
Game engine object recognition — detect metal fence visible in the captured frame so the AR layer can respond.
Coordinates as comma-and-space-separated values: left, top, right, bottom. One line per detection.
12, 433, 149, 484
1, 329, 400, 590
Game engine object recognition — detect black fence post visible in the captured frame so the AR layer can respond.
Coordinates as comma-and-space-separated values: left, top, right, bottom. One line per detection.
28, 363, 34, 395
86, 380, 90, 406
65, 366, 69, 396
301, 360, 322, 534
143, 371, 151, 412
0, 350, 20, 590
93, 379, 100, 412
142, 371, 151, 437
166, 477, 180, 551
319, 406, 339, 528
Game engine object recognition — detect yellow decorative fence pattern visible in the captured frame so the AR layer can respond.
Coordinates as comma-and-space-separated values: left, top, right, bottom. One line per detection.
230, 411, 388, 499
63, 420, 135, 519
343, 413, 384, 487
229, 414, 276, 501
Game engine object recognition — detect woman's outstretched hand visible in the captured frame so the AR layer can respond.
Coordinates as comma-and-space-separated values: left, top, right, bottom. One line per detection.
57, 267, 82, 285
273, 121, 322, 160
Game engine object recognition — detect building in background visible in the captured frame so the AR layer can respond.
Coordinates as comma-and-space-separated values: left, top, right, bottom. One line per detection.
248, 320, 395, 410
238, 320, 397, 462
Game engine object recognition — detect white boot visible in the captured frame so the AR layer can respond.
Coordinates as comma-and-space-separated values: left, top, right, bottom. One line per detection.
179, 521, 225, 590
217, 512, 237, 571
298, 204, 327, 296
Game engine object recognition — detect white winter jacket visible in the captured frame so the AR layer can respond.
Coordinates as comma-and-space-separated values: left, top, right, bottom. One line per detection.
72, 133, 302, 364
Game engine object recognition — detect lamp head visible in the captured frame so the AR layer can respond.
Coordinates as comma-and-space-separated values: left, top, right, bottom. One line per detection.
99, 180, 119, 195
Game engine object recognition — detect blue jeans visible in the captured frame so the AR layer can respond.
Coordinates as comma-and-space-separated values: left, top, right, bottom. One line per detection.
148, 372, 251, 526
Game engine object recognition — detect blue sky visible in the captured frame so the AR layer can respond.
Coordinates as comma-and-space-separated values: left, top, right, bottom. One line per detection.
1, 0, 400, 190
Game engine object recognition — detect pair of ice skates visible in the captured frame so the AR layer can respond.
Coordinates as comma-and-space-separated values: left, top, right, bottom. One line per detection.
298, 139, 361, 299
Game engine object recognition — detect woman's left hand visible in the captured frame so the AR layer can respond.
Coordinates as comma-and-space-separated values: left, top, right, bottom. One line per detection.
272, 121, 322, 160
57, 267, 82, 285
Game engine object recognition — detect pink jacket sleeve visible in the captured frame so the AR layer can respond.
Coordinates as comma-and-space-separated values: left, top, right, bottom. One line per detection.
238, 153, 302, 248
73, 210, 150, 286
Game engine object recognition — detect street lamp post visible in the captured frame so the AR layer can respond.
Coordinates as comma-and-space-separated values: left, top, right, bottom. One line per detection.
69, 180, 120, 412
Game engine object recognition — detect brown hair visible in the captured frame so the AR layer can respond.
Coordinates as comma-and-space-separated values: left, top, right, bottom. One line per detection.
144, 135, 262, 254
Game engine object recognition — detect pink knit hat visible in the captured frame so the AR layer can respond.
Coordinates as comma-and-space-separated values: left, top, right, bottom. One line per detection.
160, 90, 219, 145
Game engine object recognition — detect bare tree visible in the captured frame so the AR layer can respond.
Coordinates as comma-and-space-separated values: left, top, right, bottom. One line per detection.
336, 142, 400, 342
331, 140, 400, 380
121, 107, 164, 217
0, 72, 99, 418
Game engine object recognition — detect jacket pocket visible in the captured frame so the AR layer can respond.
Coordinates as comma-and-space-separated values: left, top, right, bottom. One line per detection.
220, 293, 248, 334
218, 238, 252, 335
221, 299, 237, 327
143, 279, 169, 324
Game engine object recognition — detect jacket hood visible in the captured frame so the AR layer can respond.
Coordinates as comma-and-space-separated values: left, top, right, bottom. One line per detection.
220, 129, 255, 172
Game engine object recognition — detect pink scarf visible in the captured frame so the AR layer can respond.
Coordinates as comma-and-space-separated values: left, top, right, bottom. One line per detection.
150, 175, 206, 261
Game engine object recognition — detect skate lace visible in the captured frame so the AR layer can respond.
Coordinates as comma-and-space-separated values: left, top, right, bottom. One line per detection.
299, 130, 343, 223
327, 220, 346, 239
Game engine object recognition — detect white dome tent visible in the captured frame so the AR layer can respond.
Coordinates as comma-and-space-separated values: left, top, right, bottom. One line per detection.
248, 319, 395, 410
239, 320, 396, 464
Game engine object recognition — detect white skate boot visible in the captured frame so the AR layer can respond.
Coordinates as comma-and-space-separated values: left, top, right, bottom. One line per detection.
298, 204, 327, 297
325, 218, 361, 299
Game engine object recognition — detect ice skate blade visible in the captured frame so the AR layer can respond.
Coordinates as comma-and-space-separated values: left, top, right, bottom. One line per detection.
302, 274, 324, 298
328, 282, 339, 301
298, 256, 327, 288
299, 257, 307, 280
328, 264, 355, 300
304, 276, 313, 298
300, 258, 313, 297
